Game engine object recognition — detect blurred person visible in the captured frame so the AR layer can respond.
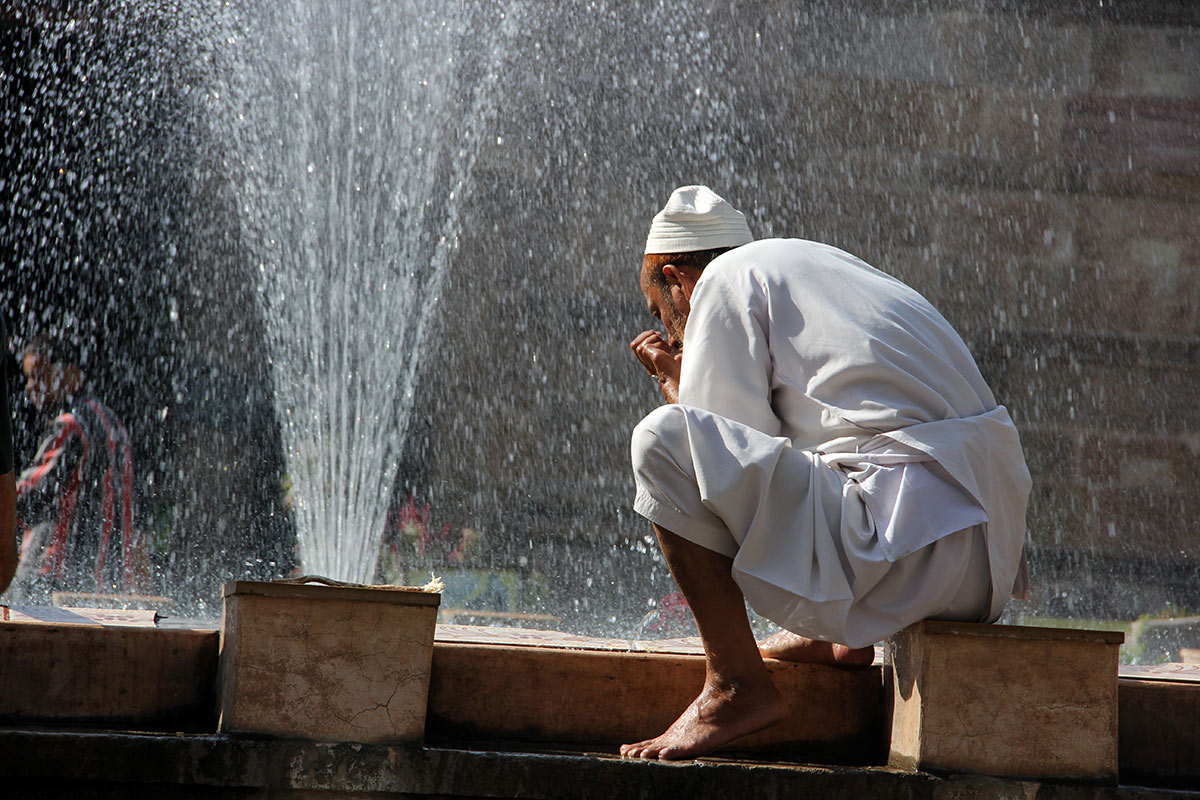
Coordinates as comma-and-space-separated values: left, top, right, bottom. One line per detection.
11, 333, 141, 602
0, 317, 17, 595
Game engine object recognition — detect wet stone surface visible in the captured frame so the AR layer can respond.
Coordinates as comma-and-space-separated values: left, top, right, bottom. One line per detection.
1, 728, 1197, 800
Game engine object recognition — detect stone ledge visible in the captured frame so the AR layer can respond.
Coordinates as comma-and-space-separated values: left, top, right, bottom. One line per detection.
2, 617, 1197, 789
1120, 678, 1200, 788
0, 729, 1195, 800
0, 621, 217, 730
428, 641, 884, 762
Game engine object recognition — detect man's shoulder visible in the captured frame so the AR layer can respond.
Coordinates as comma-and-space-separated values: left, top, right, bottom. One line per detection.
708, 238, 839, 273
699, 238, 843, 291
72, 395, 118, 417
689, 240, 817, 318
66, 396, 129, 436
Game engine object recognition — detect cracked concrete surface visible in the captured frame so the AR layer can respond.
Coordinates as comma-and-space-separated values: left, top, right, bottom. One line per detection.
217, 582, 438, 743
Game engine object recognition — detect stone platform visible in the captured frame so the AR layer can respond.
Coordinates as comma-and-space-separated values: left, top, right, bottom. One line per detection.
1, 611, 1198, 789
429, 636, 883, 761
1, 728, 1197, 800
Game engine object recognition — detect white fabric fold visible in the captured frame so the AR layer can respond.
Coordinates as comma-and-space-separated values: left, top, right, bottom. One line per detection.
632, 403, 995, 647
630, 237, 1032, 644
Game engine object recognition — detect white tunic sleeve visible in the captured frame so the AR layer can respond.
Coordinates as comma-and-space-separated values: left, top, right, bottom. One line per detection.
677, 268, 781, 438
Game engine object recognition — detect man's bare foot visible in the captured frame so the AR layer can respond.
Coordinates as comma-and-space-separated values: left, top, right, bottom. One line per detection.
619, 677, 787, 761
757, 630, 874, 668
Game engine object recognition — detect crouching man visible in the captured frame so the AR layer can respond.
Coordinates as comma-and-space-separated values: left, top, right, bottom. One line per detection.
622, 186, 1030, 760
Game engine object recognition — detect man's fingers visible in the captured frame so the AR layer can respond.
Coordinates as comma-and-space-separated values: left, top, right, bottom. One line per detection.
631, 331, 669, 375
630, 330, 664, 353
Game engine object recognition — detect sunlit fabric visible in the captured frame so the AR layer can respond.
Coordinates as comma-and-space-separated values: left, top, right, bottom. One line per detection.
632, 239, 1031, 646
643, 185, 754, 255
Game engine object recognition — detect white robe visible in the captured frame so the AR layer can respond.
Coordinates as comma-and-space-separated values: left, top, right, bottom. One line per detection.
631, 239, 1031, 647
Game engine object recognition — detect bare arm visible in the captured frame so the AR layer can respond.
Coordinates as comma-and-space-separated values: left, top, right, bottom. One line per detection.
0, 470, 15, 595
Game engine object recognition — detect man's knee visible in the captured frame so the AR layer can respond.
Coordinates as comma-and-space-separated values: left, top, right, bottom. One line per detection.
631, 404, 690, 478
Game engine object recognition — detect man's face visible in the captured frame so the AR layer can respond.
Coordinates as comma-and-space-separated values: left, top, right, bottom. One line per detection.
21, 351, 66, 411
640, 260, 690, 350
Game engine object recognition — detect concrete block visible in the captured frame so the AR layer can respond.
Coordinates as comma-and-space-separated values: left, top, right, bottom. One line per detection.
1086, 166, 1200, 204
217, 580, 439, 744
1092, 29, 1200, 98
887, 620, 1123, 780
931, 188, 1075, 266
1095, 486, 1200, 557
1062, 194, 1200, 336
949, 89, 1067, 162
1077, 196, 1199, 271
0, 620, 218, 729
428, 640, 884, 762
1087, 431, 1195, 491
1119, 677, 1200, 788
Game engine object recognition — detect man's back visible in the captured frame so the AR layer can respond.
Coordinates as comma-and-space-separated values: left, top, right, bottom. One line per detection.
679, 238, 996, 452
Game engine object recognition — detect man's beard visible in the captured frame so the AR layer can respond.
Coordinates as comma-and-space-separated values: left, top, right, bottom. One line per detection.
662, 293, 688, 349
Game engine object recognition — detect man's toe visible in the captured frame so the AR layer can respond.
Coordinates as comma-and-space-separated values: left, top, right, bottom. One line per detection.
621, 740, 652, 759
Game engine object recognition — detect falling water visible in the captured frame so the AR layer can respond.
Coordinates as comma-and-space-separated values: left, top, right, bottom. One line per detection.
222, 3, 524, 582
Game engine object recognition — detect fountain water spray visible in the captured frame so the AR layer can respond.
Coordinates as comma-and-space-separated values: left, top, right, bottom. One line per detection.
223, 2, 525, 582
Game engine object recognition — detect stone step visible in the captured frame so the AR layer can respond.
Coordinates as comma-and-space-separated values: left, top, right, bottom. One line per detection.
0, 619, 217, 729
1, 612, 1197, 788
427, 640, 885, 762
887, 620, 1125, 781
2, 729, 1197, 800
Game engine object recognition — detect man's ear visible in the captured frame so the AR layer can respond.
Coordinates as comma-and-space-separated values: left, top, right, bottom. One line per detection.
663, 264, 701, 302
661, 264, 683, 287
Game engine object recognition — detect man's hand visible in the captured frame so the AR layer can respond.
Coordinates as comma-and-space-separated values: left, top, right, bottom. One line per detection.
631, 331, 682, 404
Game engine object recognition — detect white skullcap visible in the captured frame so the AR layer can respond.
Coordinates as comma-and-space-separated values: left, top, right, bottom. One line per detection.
644, 185, 753, 255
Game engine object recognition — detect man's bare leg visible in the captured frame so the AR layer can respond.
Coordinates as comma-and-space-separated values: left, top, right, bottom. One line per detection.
620, 524, 787, 760
757, 630, 874, 668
